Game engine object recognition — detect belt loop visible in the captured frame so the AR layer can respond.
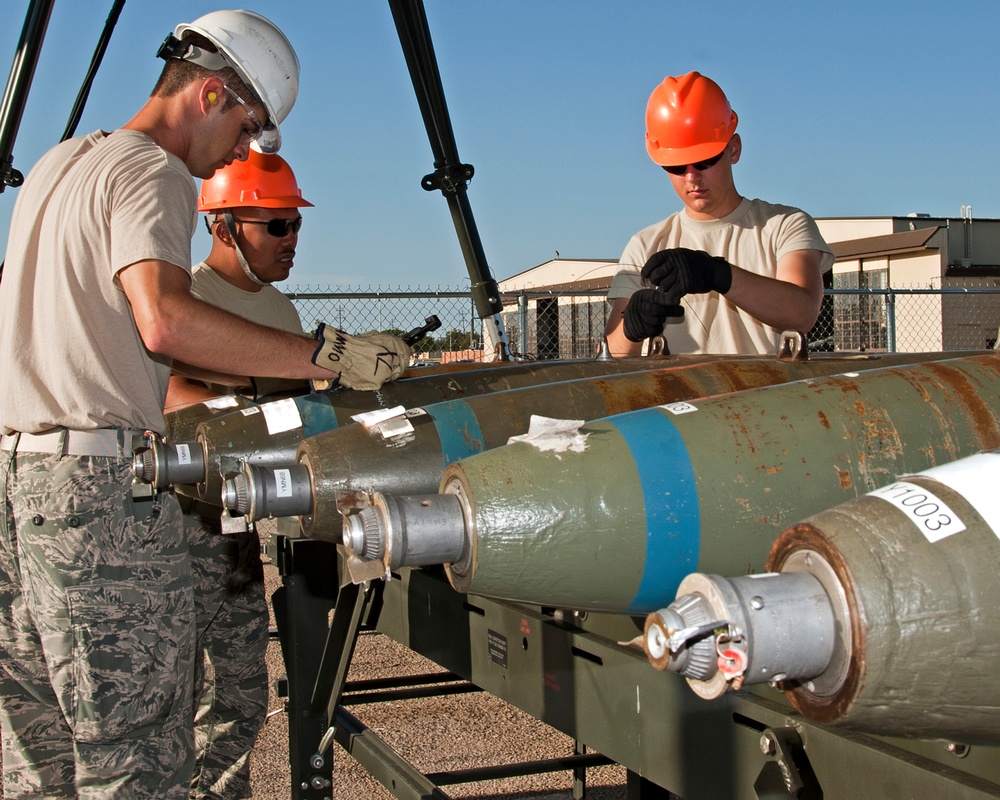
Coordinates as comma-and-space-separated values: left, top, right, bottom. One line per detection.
5, 432, 20, 464
57, 428, 68, 456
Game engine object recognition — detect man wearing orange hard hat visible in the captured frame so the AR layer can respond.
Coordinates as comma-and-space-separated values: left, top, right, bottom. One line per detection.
604, 71, 834, 355
167, 148, 317, 799
166, 147, 315, 409
169, 146, 411, 798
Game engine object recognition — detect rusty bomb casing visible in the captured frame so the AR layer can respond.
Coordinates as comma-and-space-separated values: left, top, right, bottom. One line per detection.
343, 353, 1000, 613
159, 358, 513, 443
136, 354, 683, 500
229, 351, 958, 539
763, 450, 1000, 743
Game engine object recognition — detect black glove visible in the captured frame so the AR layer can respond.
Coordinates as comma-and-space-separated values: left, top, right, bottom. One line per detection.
640, 248, 733, 304
622, 288, 685, 342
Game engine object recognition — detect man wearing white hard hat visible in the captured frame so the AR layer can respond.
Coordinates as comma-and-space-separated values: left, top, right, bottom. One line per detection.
0, 10, 408, 798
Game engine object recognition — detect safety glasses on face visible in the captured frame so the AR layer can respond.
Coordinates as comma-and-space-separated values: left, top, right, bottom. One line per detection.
661, 148, 726, 176
222, 85, 265, 145
233, 216, 303, 237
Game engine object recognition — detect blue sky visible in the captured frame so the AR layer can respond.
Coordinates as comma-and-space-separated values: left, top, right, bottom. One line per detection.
3, 1, 1000, 291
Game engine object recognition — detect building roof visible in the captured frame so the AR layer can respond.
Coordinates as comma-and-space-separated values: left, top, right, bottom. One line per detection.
498, 258, 619, 294
830, 227, 941, 260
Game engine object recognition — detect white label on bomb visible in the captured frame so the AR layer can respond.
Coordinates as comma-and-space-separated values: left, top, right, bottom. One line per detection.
275, 469, 293, 498
871, 481, 966, 542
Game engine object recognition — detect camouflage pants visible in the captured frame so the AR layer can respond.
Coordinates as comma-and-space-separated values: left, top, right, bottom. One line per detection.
0, 449, 196, 799
185, 504, 268, 800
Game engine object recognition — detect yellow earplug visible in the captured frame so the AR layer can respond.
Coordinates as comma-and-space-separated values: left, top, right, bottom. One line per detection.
207, 91, 218, 106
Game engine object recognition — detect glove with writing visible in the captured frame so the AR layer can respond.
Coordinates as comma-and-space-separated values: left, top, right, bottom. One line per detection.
311, 325, 411, 390
622, 288, 685, 342
640, 248, 733, 304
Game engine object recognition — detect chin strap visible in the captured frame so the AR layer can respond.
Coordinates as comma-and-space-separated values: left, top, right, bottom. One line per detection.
220, 210, 267, 287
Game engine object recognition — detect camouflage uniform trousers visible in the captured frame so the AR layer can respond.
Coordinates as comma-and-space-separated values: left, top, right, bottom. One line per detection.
0, 448, 196, 799
184, 498, 268, 800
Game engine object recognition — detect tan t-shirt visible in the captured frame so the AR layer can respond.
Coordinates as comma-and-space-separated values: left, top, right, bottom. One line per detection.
0, 129, 197, 434
608, 197, 834, 354
189, 262, 304, 335
187, 261, 306, 398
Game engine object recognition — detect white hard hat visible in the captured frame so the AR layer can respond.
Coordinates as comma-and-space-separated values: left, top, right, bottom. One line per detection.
165, 9, 299, 153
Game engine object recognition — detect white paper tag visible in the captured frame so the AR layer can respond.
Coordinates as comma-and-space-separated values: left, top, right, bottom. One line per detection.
351, 405, 407, 428
660, 401, 698, 415
274, 468, 293, 498
175, 443, 192, 465
203, 395, 241, 410
507, 415, 588, 455
918, 452, 1000, 540
260, 398, 303, 435
870, 481, 966, 543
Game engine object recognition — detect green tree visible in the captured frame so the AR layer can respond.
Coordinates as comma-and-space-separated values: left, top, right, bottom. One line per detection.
441, 328, 482, 351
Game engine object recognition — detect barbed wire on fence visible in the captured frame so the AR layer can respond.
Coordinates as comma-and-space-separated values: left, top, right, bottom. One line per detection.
285, 283, 1000, 361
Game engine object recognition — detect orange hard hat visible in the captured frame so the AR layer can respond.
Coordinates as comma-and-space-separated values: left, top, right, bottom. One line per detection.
644, 72, 738, 167
198, 148, 313, 211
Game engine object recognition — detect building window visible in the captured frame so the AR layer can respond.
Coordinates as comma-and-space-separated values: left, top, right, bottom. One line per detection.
833, 269, 887, 350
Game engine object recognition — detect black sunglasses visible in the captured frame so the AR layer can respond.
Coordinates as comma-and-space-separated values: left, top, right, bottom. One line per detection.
233, 215, 303, 237
662, 149, 726, 176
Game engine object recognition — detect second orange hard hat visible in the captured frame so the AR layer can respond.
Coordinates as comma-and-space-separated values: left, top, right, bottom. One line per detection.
644, 71, 738, 167
198, 148, 314, 211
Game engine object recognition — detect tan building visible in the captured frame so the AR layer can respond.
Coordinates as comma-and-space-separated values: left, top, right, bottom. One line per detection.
817, 214, 1000, 351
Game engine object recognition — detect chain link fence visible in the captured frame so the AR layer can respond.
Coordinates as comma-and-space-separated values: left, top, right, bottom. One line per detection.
286, 282, 1000, 362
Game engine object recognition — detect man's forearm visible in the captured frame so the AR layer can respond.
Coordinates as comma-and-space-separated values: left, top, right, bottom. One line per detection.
725, 254, 824, 333
603, 297, 645, 357
171, 360, 249, 389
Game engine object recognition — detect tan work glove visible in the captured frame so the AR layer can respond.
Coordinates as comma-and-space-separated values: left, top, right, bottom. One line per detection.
311, 324, 411, 390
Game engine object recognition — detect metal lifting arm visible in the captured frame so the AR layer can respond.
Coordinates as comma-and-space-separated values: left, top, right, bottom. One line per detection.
387, 0, 510, 359
1, 0, 125, 284
61, 0, 127, 142
0, 0, 56, 195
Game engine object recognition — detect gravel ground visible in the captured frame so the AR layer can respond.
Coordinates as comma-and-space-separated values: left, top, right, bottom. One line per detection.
251, 560, 629, 799
0, 551, 627, 799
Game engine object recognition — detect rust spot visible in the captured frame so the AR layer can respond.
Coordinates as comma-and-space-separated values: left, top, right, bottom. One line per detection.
836, 468, 853, 490
817, 410, 831, 429
922, 358, 1000, 450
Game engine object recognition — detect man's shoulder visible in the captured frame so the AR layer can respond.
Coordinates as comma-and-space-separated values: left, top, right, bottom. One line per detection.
631, 210, 685, 239
743, 197, 815, 223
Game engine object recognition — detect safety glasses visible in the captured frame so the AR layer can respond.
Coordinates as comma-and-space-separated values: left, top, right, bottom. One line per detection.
233, 216, 303, 237
223, 85, 265, 145
661, 149, 726, 176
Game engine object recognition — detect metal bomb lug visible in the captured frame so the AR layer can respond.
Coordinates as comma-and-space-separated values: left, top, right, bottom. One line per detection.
342, 353, 1000, 613
279, 350, 956, 539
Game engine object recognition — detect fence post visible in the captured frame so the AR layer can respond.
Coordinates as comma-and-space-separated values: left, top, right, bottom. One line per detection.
518, 291, 528, 356
885, 290, 896, 353
469, 295, 476, 355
